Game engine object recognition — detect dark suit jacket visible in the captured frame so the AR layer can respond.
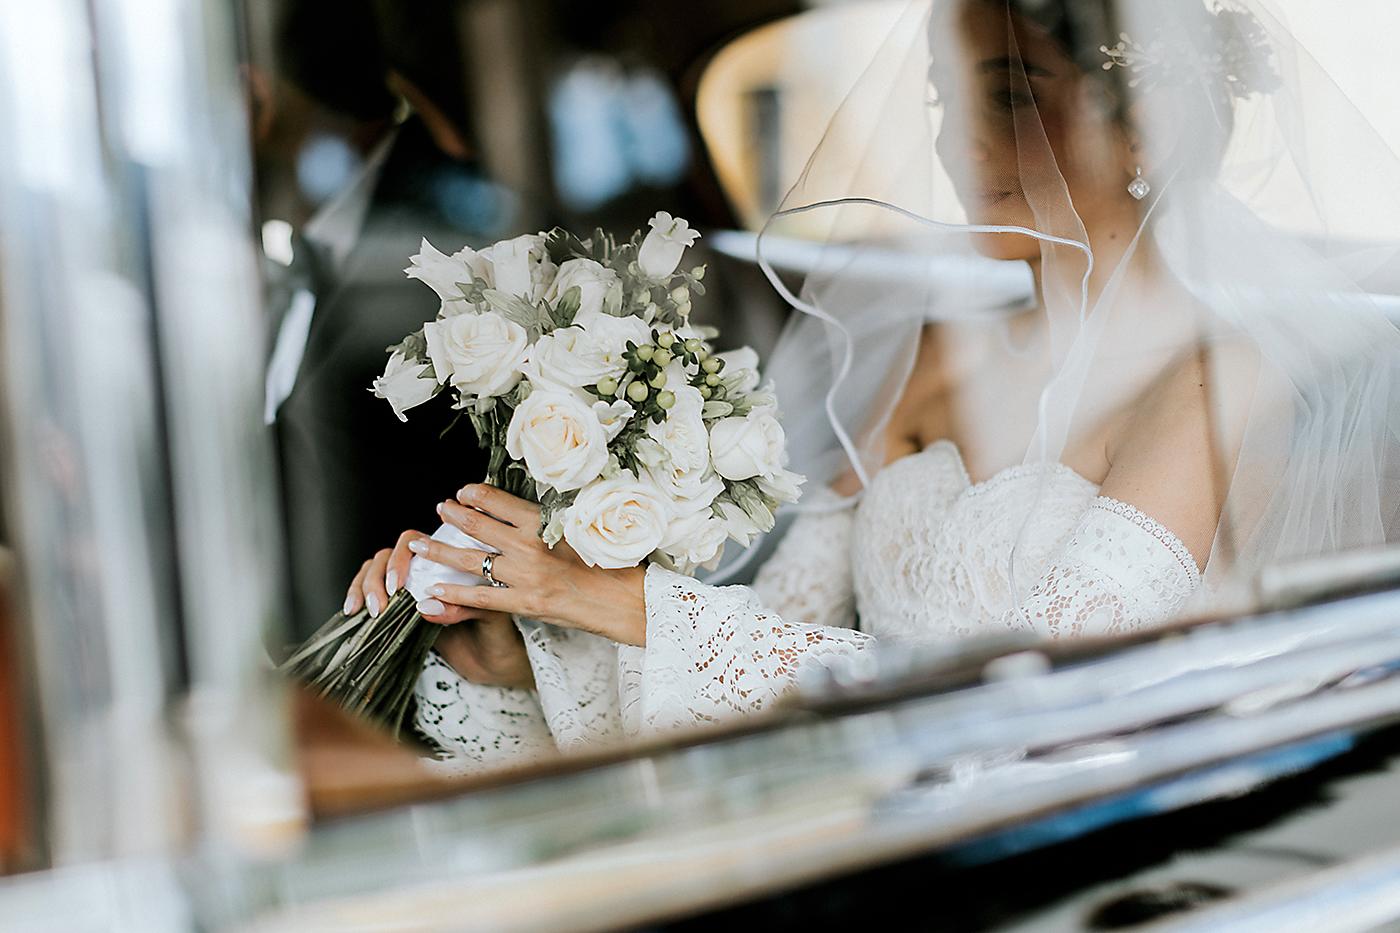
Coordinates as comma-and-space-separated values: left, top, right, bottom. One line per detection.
274, 119, 496, 640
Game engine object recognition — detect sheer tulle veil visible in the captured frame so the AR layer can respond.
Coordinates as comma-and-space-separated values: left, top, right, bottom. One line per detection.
710, 0, 1400, 614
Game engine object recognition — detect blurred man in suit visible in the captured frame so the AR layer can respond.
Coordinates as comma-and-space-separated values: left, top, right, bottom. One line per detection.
248, 0, 514, 639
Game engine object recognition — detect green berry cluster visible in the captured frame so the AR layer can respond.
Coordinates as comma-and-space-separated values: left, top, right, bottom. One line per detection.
591, 328, 727, 424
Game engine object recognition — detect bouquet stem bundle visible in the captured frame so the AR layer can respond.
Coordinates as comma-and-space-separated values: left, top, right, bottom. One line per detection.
280, 591, 438, 736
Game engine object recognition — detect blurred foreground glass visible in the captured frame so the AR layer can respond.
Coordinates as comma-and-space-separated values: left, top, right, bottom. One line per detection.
0, 0, 300, 871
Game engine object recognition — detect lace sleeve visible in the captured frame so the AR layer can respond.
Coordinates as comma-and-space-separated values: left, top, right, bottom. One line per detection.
412, 649, 558, 775
750, 500, 858, 628
1005, 496, 1202, 639
617, 565, 874, 735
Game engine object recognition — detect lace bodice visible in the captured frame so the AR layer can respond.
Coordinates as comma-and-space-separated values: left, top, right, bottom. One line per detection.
851, 439, 1198, 644
414, 441, 1201, 772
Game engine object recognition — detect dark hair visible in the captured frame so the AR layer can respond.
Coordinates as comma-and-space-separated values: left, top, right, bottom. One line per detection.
273, 0, 396, 121
370, 0, 473, 137
997, 0, 1238, 176
269, 0, 473, 134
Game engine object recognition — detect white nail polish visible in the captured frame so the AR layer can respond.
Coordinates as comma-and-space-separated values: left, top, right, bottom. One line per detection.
386, 571, 399, 595
367, 594, 381, 617
408, 540, 427, 554
429, 584, 445, 597
343, 595, 356, 615
417, 599, 445, 615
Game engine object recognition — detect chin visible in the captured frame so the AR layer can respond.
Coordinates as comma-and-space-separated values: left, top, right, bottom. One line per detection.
968, 230, 1042, 261
961, 197, 1042, 261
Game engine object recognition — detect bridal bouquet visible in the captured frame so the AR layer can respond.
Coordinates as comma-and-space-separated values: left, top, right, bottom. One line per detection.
281, 213, 803, 734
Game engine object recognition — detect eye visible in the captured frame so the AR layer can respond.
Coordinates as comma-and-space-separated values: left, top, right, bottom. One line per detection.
989, 87, 1035, 114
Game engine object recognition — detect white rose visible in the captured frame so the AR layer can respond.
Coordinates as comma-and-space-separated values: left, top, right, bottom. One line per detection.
405, 238, 489, 304
660, 505, 728, 571
708, 411, 787, 481
715, 346, 761, 394
523, 327, 618, 391
422, 311, 529, 397
592, 399, 635, 440
640, 385, 714, 499
546, 258, 620, 323
506, 388, 609, 493
578, 312, 652, 363
371, 351, 439, 421
563, 474, 672, 569
637, 211, 701, 279
480, 233, 555, 301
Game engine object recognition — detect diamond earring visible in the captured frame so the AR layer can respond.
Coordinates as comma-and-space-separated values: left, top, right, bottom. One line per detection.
1127, 166, 1151, 201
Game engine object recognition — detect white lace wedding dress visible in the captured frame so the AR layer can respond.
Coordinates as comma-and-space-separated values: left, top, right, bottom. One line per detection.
412, 440, 1201, 773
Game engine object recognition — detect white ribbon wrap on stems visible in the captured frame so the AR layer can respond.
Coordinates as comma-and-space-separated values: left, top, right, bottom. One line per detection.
404, 523, 496, 601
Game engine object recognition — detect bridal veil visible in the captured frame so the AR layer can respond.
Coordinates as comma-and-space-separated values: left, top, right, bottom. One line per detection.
724, 0, 1400, 613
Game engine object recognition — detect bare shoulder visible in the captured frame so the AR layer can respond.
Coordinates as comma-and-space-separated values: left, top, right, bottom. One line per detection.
1100, 343, 1260, 570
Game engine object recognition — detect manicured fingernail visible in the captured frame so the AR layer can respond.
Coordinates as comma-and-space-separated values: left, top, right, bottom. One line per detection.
386, 570, 399, 595
436, 502, 446, 516
417, 599, 445, 615
343, 594, 356, 614
367, 593, 381, 618
408, 540, 427, 554
429, 584, 446, 597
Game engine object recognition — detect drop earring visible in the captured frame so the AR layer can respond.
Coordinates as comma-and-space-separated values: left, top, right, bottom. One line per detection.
1127, 166, 1151, 201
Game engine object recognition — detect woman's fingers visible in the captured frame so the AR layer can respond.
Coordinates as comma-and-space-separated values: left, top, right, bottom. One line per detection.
387, 529, 428, 597
437, 499, 523, 550
414, 600, 475, 625
456, 483, 541, 530
345, 560, 370, 615
361, 548, 391, 618
426, 581, 526, 617
406, 539, 502, 582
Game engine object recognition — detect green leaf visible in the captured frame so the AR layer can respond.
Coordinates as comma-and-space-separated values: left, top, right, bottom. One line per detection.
386, 329, 428, 360
482, 289, 551, 333
702, 400, 734, 419
487, 443, 507, 478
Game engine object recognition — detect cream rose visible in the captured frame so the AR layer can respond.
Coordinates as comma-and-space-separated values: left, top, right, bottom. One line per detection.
708, 411, 787, 481
546, 258, 620, 323
422, 310, 529, 397
579, 312, 652, 363
641, 385, 711, 496
505, 388, 609, 493
523, 327, 618, 391
562, 474, 672, 569
371, 351, 438, 421
660, 504, 728, 571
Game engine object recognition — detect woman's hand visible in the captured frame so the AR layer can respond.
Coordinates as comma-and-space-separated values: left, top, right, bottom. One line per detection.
344, 529, 534, 688
408, 484, 649, 646
431, 609, 535, 689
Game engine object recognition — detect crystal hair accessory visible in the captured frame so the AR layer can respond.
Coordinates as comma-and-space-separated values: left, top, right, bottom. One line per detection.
1100, 3, 1281, 100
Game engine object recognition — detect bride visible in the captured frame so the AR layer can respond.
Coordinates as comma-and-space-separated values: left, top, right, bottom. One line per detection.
343, 0, 1400, 770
